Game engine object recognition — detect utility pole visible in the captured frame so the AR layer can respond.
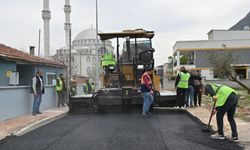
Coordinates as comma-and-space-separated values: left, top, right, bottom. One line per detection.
69, 30, 72, 80
95, 0, 99, 91
38, 29, 41, 57
67, 29, 72, 101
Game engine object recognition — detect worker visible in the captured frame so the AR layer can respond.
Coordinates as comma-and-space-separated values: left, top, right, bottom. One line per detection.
89, 78, 95, 92
175, 66, 191, 108
202, 83, 239, 142
83, 79, 93, 95
192, 71, 203, 107
56, 74, 65, 107
141, 70, 154, 116
186, 69, 194, 107
70, 79, 77, 96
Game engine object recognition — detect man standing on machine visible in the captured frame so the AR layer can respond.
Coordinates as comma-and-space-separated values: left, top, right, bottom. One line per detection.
141, 70, 154, 116
202, 83, 239, 142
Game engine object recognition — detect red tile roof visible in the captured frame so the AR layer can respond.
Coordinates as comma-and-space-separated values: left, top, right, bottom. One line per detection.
0, 44, 65, 67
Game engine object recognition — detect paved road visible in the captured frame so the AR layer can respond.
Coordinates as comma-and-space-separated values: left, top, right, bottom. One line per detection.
0, 110, 243, 150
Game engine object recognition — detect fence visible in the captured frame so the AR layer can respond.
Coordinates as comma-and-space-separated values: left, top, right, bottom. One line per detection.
0, 85, 57, 121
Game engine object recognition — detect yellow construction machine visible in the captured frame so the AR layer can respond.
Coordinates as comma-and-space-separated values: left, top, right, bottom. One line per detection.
69, 29, 176, 113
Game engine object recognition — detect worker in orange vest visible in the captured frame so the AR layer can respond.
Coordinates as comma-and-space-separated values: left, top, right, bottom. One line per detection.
141, 70, 154, 116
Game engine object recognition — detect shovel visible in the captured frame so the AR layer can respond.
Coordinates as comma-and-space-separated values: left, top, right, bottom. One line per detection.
201, 99, 216, 132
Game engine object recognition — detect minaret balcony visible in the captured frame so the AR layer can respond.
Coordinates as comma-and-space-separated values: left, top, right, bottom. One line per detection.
64, 5, 71, 13
42, 10, 51, 20
64, 23, 72, 30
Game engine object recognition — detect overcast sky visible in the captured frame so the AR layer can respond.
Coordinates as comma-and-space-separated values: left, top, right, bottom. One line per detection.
0, 0, 250, 65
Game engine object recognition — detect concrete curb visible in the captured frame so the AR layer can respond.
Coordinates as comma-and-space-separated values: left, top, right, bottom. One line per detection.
13, 112, 68, 137
186, 109, 250, 150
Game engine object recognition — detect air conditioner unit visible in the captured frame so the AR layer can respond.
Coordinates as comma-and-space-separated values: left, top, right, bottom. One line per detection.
9, 72, 19, 85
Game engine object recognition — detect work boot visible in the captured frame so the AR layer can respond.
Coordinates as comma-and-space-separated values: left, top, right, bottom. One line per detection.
230, 137, 239, 142
142, 113, 150, 117
210, 133, 225, 140
147, 112, 153, 115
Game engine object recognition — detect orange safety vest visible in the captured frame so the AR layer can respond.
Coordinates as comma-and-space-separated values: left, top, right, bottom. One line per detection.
141, 72, 152, 85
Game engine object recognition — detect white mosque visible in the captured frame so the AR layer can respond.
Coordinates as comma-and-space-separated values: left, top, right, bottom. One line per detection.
55, 27, 114, 78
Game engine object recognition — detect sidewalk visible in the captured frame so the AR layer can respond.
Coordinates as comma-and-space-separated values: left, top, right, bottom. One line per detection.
0, 107, 68, 141
187, 106, 250, 150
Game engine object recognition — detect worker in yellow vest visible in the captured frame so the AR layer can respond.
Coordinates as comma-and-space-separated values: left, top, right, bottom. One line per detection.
175, 66, 191, 108
56, 74, 66, 107
202, 83, 238, 142
83, 79, 93, 95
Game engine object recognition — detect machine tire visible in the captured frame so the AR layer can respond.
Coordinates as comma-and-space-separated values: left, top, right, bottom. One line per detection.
153, 90, 160, 107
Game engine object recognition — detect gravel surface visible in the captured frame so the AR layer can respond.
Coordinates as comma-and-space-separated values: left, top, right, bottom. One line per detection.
0, 110, 243, 150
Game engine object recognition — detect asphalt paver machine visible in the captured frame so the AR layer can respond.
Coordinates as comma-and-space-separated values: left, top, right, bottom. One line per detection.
69, 29, 177, 113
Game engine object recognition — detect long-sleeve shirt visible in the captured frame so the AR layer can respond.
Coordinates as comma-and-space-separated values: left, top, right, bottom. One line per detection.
32, 76, 43, 94
175, 73, 180, 87
204, 84, 215, 97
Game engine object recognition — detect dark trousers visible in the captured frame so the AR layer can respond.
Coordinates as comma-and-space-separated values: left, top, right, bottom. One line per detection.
216, 93, 238, 137
57, 91, 65, 107
194, 86, 202, 106
177, 88, 187, 108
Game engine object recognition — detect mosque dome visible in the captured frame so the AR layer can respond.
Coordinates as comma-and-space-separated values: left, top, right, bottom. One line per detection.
74, 27, 102, 40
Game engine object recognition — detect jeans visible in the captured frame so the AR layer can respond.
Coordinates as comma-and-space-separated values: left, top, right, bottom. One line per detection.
142, 92, 154, 114
186, 85, 194, 106
32, 92, 42, 114
216, 93, 238, 137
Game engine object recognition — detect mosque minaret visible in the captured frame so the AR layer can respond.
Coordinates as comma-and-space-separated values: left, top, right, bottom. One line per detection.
64, 0, 71, 49
42, 0, 51, 57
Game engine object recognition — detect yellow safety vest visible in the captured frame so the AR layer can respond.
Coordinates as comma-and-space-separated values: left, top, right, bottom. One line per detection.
209, 83, 237, 107
177, 72, 190, 89
56, 79, 63, 91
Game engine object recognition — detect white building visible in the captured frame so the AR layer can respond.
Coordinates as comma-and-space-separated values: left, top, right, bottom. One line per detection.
54, 28, 114, 78
173, 12, 250, 80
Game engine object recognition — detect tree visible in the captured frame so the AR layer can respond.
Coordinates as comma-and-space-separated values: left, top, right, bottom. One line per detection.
167, 56, 174, 79
180, 55, 188, 65
208, 51, 250, 94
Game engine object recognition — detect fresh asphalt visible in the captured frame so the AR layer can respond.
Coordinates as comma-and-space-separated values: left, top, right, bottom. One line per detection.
0, 109, 243, 150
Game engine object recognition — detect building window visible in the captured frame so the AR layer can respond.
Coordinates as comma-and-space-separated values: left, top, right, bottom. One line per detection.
92, 57, 96, 63
46, 73, 56, 85
87, 67, 91, 75
87, 57, 91, 62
